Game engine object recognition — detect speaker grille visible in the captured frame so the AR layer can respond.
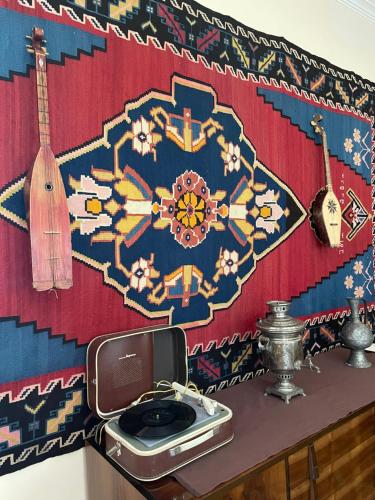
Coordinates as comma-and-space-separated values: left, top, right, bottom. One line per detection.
111, 356, 143, 389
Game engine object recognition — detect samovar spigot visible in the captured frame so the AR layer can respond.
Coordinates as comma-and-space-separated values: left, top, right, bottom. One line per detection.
257, 301, 320, 404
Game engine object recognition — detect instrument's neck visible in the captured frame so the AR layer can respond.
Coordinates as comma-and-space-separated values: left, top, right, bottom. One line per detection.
35, 51, 50, 147
321, 131, 332, 191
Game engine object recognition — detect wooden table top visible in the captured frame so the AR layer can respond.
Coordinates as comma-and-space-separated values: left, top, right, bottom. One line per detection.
87, 347, 375, 498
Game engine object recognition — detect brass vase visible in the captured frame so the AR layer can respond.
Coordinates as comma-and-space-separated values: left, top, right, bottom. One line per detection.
340, 298, 373, 368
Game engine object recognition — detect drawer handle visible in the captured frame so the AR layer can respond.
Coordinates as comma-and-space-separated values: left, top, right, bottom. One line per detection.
308, 443, 319, 500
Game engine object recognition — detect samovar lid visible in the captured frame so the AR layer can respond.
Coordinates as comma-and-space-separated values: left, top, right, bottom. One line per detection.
256, 300, 305, 335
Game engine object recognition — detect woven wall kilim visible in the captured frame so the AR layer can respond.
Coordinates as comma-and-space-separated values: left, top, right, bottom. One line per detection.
0, 0, 374, 474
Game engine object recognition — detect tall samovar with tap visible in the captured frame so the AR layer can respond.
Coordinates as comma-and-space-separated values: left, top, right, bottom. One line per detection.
257, 300, 319, 404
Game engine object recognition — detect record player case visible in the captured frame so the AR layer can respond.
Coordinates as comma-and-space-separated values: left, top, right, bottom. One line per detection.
86, 325, 234, 481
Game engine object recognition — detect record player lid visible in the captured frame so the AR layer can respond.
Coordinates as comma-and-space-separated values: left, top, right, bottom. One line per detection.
87, 325, 187, 419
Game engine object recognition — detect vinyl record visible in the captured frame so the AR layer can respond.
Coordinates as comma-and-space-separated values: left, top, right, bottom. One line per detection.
119, 399, 196, 439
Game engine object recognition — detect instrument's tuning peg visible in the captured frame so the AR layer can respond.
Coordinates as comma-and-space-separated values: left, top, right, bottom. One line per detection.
311, 114, 323, 130
43, 39, 47, 44
25, 35, 32, 40
26, 45, 34, 53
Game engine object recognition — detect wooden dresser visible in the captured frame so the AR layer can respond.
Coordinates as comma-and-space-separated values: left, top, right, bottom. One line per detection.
86, 400, 375, 499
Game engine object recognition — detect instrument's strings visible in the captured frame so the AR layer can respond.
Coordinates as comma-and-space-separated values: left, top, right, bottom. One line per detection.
321, 132, 332, 190
36, 49, 56, 290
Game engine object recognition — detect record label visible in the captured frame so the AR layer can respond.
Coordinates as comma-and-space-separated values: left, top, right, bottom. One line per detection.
119, 399, 196, 438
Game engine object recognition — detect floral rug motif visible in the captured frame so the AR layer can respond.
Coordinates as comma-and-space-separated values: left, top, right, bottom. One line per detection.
0, 0, 373, 478
59, 76, 306, 325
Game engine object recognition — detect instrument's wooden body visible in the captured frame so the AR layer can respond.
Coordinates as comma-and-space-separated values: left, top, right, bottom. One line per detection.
309, 115, 342, 248
310, 186, 341, 247
25, 28, 72, 291
24, 145, 72, 290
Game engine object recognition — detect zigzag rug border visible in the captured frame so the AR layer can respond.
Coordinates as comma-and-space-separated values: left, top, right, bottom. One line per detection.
188, 330, 251, 356
305, 303, 375, 326
0, 372, 86, 403
170, 0, 375, 90
0, 427, 95, 469
260, 78, 374, 122
186, 304, 365, 355
17, 0, 375, 96
203, 343, 341, 394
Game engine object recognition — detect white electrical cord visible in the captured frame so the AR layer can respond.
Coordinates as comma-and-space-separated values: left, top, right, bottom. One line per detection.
172, 381, 218, 416
128, 345, 192, 407
95, 345, 214, 448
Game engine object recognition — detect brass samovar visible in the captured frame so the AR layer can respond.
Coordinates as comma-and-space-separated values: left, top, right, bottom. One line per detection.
257, 301, 320, 404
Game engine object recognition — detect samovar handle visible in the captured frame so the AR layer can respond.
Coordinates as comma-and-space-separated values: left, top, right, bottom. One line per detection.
258, 334, 270, 352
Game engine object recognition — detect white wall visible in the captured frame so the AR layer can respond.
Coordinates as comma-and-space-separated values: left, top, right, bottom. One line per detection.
1, 2, 374, 500
0, 449, 87, 500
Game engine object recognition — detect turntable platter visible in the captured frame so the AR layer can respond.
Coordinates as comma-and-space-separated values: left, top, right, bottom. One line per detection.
119, 400, 196, 439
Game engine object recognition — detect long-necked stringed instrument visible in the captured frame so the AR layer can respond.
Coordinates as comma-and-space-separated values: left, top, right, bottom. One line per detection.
309, 114, 342, 248
24, 27, 73, 291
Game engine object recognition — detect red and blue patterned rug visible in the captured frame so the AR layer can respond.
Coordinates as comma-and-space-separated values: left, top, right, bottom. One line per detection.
0, 0, 374, 474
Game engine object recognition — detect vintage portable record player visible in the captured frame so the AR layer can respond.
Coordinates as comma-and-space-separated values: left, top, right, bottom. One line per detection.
87, 325, 234, 481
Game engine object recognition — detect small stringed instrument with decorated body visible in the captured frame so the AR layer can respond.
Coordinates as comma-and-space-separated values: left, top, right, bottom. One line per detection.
24, 27, 73, 291
309, 114, 342, 248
